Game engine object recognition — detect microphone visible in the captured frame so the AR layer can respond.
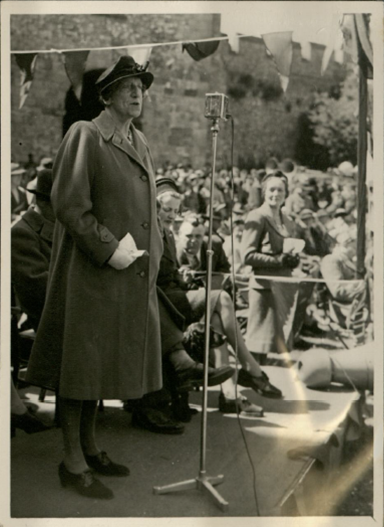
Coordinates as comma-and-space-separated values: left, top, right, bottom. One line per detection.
204, 92, 229, 120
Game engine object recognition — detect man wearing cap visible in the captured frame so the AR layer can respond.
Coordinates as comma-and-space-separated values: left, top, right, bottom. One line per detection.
26, 157, 54, 205
26, 56, 164, 500
11, 169, 55, 332
11, 163, 29, 222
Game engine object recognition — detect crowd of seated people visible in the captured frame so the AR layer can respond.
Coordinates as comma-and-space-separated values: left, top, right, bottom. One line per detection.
10, 152, 372, 438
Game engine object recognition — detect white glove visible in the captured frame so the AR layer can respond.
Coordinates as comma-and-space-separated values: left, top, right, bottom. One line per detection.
108, 232, 148, 270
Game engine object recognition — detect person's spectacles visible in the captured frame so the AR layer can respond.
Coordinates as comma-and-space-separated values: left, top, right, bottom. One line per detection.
119, 81, 146, 94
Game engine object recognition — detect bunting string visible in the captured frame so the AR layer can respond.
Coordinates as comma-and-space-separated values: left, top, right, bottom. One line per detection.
10, 34, 253, 55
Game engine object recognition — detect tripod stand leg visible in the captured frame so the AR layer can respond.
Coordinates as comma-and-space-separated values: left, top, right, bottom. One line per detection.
199, 478, 229, 511
206, 475, 225, 487
153, 478, 197, 495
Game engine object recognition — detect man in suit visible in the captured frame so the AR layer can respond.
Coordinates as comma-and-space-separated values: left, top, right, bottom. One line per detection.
11, 169, 55, 331
176, 218, 230, 275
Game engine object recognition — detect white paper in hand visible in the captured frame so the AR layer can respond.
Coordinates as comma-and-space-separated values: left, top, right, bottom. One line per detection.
119, 232, 148, 267
283, 237, 305, 254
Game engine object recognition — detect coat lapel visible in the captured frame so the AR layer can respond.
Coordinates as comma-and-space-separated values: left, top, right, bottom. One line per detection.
93, 111, 150, 175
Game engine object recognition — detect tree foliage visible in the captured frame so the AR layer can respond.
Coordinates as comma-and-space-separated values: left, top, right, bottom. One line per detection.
307, 72, 358, 166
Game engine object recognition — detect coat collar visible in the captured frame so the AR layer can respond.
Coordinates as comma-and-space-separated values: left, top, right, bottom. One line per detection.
93, 110, 149, 174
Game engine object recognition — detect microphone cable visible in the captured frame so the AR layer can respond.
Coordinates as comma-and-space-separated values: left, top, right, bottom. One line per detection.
226, 114, 260, 515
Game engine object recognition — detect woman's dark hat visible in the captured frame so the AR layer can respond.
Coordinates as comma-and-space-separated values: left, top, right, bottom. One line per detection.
156, 176, 180, 196
27, 169, 53, 199
96, 56, 154, 94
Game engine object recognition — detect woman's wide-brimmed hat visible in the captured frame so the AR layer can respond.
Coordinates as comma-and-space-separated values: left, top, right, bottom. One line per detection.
96, 56, 154, 94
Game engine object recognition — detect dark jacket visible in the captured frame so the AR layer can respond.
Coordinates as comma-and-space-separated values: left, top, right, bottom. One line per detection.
177, 235, 231, 274
11, 207, 54, 330
241, 204, 298, 290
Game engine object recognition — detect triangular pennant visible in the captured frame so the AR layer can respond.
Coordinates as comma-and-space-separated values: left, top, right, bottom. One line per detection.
334, 48, 344, 64
227, 32, 240, 54
63, 50, 90, 101
300, 41, 312, 61
341, 14, 359, 63
127, 46, 153, 67
354, 14, 373, 79
14, 53, 38, 109
182, 40, 220, 61
321, 46, 333, 76
321, 14, 343, 75
261, 31, 293, 92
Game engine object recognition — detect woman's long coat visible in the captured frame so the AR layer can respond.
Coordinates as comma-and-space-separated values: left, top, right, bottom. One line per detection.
26, 111, 163, 400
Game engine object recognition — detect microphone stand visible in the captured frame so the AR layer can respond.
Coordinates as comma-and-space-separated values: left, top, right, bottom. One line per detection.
153, 117, 229, 511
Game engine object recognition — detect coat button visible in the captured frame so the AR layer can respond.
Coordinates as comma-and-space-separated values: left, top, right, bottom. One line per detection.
140, 175, 148, 182
139, 271, 145, 277
142, 222, 149, 229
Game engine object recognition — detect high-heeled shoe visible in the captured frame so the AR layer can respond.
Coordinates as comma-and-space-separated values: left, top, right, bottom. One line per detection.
218, 393, 264, 417
58, 462, 114, 500
11, 409, 53, 436
237, 369, 283, 399
84, 451, 130, 477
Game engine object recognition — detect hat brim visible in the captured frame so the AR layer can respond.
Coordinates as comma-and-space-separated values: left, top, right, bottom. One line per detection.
99, 71, 154, 94
27, 189, 51, 198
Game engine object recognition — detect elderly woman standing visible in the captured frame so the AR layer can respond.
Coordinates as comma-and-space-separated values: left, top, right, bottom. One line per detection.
26, 56, 163, 499
241, 170, 301, 365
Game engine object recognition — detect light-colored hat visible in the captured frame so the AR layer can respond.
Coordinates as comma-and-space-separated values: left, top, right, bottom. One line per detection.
11, 163, 26, 176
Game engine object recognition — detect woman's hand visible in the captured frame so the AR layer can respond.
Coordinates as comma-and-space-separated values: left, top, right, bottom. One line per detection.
179, 266, 196, 284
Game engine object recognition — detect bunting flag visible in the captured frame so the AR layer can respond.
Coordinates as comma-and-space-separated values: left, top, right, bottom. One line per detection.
127, 45, 152, 67
334, 48, 344, 64
321, 14, 344, 75
300, 40, 312, 61
63, 50, 90, 101
14, 53, 38, 109
354, 14, 373, 79
261, 31, 293, 92
227, 32, 240, 54
182, 40, 220, 61
341, 14, 359, 63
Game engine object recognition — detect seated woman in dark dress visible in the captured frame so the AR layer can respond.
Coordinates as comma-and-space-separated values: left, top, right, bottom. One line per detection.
156, 178, 282, 415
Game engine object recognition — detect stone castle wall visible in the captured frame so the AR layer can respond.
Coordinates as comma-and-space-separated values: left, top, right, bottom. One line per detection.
10, 13, 347, 169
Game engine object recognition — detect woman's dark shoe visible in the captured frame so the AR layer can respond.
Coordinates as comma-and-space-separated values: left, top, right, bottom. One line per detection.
176, 363, 234, 391
237, 369, 283, 399
218, 393, 264, 417
131, 407, 185, 435
84, 451, 130, 477
58, 462, 114, 500
11, 409, 53, 435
